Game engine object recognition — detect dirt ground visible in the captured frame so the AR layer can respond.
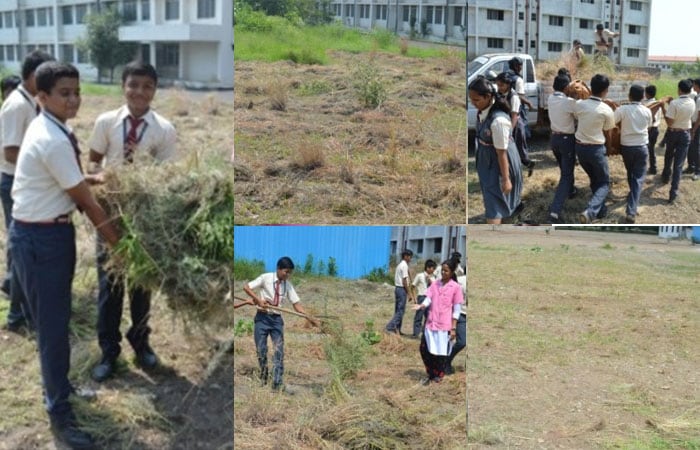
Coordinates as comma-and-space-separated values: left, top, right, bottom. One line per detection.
0, 89, 234, 449
233, 276, 467, 449
468, 132, 700, 224
233, 50, 467, 224
467, 226, 700, 449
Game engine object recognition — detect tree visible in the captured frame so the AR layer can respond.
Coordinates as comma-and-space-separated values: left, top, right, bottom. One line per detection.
77, 8, 137, 83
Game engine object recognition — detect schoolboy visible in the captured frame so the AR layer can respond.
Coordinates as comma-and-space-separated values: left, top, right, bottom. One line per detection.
87, 61, 177, 382
661, 79, 696, 203
10, 61, 120, 450
614, 85, 652, 223
643, 85, 661, 174
385, 249, 415, 335
0, 50, 54, 330
573, 74, 616, 223
411, 259, 437, 338
243, 257, 317, 391
547, 74, 578, 223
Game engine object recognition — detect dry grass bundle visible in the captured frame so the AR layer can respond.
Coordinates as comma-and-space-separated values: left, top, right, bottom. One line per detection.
94, 155, 233, 321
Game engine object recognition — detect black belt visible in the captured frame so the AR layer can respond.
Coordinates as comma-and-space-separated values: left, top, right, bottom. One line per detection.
14, 214, 72, 226
575, 141, 603, 146
667, 128, 690, 132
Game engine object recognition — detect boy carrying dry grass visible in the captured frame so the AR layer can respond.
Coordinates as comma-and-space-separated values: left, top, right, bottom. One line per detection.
87, 61, 177, 382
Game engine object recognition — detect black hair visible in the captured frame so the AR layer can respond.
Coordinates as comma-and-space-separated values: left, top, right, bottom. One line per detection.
557, 68, 571, 79
121, 60, 158, 85
424, 259, 437, 270
508, 57, 522, 71
590, 74, 610, 96
276, 256, 295, 270
450, 252, 462, 261
401, 249, 413, 258
573, 39, 581, 45
553, 75, 570, 92
694, 79, 700, 88
21, 50, 55, 81
35, 61, 79, 94
440, 259, 458, 283
1, 75, 21, 98
596, 24, 604, 30
678, 79, 693, 94
495, 71, 514, 85
468, 76, 511, 116
629, 84, 644, 102
645, 84, 656, 98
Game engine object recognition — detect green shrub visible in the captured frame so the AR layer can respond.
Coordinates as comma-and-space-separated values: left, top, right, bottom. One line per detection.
353, 60, 387, 109
285, 48, 324, 65
233, 258, 265, 281
324, 322, 367, 380
234, 319, 254, 337
298, 79, 333, 96
365, 267, 391, 283
360, 320, 382, 345
372, 29, 396, 50
303, 254, 314, 274
327, 257, 338, 277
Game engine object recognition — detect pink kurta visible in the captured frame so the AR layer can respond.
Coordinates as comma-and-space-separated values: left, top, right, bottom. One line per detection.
424, 279, 464, 331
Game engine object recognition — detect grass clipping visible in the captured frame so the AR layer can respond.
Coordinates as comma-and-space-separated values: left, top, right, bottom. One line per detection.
93, 158, 233, 321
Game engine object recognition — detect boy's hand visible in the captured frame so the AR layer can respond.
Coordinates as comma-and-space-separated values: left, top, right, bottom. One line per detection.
411, 304, 423, 311
501, 178, 512, 195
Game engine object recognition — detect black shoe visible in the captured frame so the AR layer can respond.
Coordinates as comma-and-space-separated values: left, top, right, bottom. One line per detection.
661, 173, 670, 184
596, 205, 608, 219
548, 212, 564, 224
526, 160, 536, 177
683, 166, 695, 174
647, 167, 657, 175
624, 214, 636, 224
445, 366, 456, 375
669, 195, 677, 205
568, 186, 578, 199
135, 346, 159, 370
91, 357, 116, 382
50, 419, 97, 450
4, 319, 30, 335
0, 280, 9, 297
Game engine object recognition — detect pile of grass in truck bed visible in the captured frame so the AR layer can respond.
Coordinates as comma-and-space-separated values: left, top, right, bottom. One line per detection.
93, 156, 233, 320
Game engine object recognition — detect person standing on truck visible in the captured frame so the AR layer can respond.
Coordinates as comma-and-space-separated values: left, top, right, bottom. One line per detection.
573, 74, 616, 223
594, 24, 619, 57
569, 40, 584, 65
468, 76, 523, 224
547, 74, 578, 224
507, 57, 536, 177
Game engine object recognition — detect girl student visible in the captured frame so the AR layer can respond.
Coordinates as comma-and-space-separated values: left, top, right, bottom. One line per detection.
411, 258, 464, 384
468, 76, 523, 224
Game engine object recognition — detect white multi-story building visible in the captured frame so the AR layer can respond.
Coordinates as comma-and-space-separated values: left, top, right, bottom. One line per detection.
329, 1, 467, 46
391, 226, 467, 263
467, 0, 651, 66
0, 0, 233, 88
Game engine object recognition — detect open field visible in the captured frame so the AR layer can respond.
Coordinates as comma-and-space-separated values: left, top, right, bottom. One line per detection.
468, 131, 700, 224
233, 48, 467, 224
0, 88, 234, 449
467, 226, 700, 449
233, 275, 467, 449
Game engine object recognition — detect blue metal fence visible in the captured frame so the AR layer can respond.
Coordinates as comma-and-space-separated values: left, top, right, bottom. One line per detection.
233, 226, 392, 279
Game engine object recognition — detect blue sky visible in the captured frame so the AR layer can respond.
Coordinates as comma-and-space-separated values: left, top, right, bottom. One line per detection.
649, 0, 700, 56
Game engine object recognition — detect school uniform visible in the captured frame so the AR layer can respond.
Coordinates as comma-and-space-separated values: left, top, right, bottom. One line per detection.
662, 95, 695, 202
418, 278, 463, 381
446, 304, 467, 373
9, 111, 83, 427
87, 105, 176, 363
643, 97, 661, 172
386, 259, 410, 334
547, 91, 577, 218
411, 271, 436, 337
247, 272, 300, 388
594, 29, 616, 55
508, 77, 532, 166
687, 94, 700, 176
614, 103, 652, 218
573, 96, 616, 221
475, 104, 523, 220
0, 84, 39, 327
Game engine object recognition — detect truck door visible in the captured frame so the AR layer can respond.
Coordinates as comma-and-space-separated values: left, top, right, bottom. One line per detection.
524, 58, 539, 126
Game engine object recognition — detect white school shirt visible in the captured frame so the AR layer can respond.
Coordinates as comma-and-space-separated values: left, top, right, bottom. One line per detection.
614, 103, 652, 146
477, 104, 512, 149
508, 90, 521, 117
11, 112, 84, 221
574, 97, 615, 145
548, 92, 577, 134
594, 29, 616, 51
88, 105, 177, 167
0, 85, 40, 175
665, 96, 695, 130
394, 259, 409, 287
513, 76, 525, 96
643, 97, 662, 127
412, 271, 436, 296
692, 95, 700, 124
247, 272, 300, 315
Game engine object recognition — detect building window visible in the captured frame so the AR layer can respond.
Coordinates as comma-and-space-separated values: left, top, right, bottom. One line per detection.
61, 44, 74, 63
156, 43, 179, 78
548, 42, 563, 52
165, 0, 180, 20
630, 1, 642, 11
347, 5, 355, 18
434, 6, 443, 25
549, 15, 564, 26
103, 1, 117, 11
487, 9, 504, 21
580, 18, 591, 29
3, 12, 12, 28
37, 8, 48, 26
615, 22, 620, 31
411, 240, 423, 254
0, 47, 4, 61
75, 5, 88, 24
403, 5, 416, 22
531, 40, 536, 48
433, 238, 442, 254
454, 6, 463, 26
141, 0, 151, 20
62, 6, 73, 25
628, 24, 640, 34
376, 5, 387, 20
531, 13, 537, 21
360, 5, 370, 19
77, 48, 89, 63
25, 9, 35, 27
487, 37, 504, 49
583, 44, 593, 54
518, 11, 524, 20
197, 0, 216, 19
627, 48, 640, 58
580, 0, 594, 3
123, 0, 138, 21
0, 14, 3, 29
518, 39, 524, 47
7, 45, 14, 61
426, 6, 433, 23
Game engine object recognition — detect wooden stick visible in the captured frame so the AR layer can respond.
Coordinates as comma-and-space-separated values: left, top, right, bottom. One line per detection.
233, 295, 319, 321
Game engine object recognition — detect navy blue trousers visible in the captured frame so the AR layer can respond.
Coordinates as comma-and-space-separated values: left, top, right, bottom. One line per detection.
620, 145, 648, 217
575, 143, 610, 217
9, 221, 75, 421
412, 295, 428, 336
647, 126, 659, 170
447, 313, 467, 369
549, 133, 576, 216
385, 287, 407, 333
96, 236, 152, 360
253, 312, 284, 387
663, 130, 690, 200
